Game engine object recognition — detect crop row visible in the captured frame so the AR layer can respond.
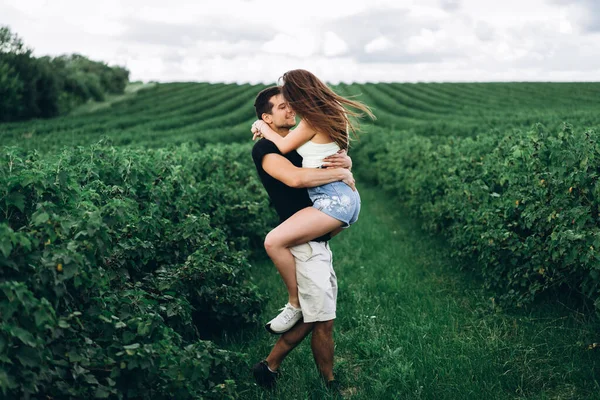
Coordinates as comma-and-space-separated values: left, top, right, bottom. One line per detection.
0, 83, 259, 137
3, 82, 600, 154
353, 123, 600, 313
0, 141, 275, 398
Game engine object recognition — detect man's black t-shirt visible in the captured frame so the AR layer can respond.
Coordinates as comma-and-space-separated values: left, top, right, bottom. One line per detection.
252, 138, 329, 242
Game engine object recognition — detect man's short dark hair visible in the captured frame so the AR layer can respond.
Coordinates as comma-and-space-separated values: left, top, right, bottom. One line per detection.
254, 86, 281, 119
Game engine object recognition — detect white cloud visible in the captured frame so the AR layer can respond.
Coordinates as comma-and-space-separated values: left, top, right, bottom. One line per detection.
559, 19, 573, 34
440, 0, 461, 12
1, 0, 599, 83
364, 36, 394, 54
262, 32, 318, 58
548, 0, 600, 32
474, 21, 495, 41
406, 29, 444, 54
323, 31, 348, 57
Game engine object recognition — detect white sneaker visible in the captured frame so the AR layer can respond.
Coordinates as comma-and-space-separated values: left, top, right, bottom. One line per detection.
265, 303, 303, 334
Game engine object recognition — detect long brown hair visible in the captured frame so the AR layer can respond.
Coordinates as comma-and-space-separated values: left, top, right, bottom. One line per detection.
279, 69, 375, 150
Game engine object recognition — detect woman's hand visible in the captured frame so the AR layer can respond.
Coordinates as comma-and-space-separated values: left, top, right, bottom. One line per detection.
322, 149, 352, 170
251, 120, 264, 141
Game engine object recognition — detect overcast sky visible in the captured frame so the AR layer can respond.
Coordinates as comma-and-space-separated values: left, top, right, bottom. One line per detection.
2, 0, 599, 83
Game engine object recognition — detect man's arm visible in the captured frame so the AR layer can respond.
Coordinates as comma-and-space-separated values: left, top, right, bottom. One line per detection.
262, 153, 355, 190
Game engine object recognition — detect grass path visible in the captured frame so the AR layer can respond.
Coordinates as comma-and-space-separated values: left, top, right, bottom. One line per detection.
220, 183, 600, 399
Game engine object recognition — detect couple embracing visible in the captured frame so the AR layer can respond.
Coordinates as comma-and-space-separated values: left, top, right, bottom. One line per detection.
250, 69, 374, 391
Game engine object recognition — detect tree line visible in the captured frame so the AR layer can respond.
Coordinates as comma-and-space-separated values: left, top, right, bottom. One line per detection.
0, 26, 130, 122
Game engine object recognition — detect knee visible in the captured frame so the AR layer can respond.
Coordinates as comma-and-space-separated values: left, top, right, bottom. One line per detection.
281, 323, 314, 346
313, 320, 334, 336
264, 231, 281, 254
281, 333, 296, 348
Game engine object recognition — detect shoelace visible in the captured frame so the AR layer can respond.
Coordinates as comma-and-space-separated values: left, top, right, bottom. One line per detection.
279, 304, 301, 323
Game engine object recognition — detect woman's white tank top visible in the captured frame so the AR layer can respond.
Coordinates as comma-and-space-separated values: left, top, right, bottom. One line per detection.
296, 141, 340, 168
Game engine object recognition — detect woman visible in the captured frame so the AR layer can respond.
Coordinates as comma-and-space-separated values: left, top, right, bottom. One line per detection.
252, 69, 375, 334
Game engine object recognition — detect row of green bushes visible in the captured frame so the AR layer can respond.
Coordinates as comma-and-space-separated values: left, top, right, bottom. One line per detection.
354, 124, 600, 312
0, 26, 129, 122
0, 140, 276, 398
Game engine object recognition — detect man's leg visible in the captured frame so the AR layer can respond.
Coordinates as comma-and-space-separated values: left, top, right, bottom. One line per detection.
265, 321, 315, 370
264, 207, 342, 309
254, 320, 315, 388
311, 320, 335, 382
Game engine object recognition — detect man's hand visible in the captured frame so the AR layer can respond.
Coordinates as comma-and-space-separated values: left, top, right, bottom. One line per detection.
340, 168, 356, 191
322, 150, 352, 170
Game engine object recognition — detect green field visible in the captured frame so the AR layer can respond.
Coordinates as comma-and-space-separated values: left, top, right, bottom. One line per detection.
2, 82, 600, 153
2, 82, 600, 399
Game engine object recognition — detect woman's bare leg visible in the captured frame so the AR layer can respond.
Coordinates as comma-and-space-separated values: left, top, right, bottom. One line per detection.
264, 207, 342, 308
329, 227, 344, 239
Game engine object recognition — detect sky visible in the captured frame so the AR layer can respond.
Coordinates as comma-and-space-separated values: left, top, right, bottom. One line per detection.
1, 0, 599, 83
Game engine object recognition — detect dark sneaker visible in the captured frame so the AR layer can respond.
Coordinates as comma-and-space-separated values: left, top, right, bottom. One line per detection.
326, 379, 342, 397
252, 360, 279, 389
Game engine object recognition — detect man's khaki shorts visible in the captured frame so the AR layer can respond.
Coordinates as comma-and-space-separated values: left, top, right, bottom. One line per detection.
289, 241, 337, 323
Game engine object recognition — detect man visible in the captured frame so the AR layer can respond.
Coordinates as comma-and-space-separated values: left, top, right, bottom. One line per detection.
251, 86, 353, 391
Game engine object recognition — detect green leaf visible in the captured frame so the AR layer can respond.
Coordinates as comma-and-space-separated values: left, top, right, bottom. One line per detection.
0, 368, 18, 391
32, 211, 49, 226
16, 235, 32, 251
84, 374, 99, 385
68, 351, 84, 363
123, 343, 140, 350
98, 315, 112, 323
58, 319, 70, 329
15, 347, 39, 367
137, 322, 150, 336
33, 305, 54, 327
94, 385, 111, 398
6, 192, 25, 212
10, 327, 37, 347
0, 236, 12, 258
512, 148, 522, 158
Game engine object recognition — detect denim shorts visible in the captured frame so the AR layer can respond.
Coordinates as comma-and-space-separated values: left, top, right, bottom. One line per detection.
308, 181, 361, 228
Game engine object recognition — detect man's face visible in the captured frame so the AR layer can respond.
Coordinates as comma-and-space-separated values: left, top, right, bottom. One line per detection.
263, 94, 296, 129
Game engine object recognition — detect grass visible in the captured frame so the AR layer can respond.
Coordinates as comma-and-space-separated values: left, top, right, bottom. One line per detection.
218, 182, 600, 399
